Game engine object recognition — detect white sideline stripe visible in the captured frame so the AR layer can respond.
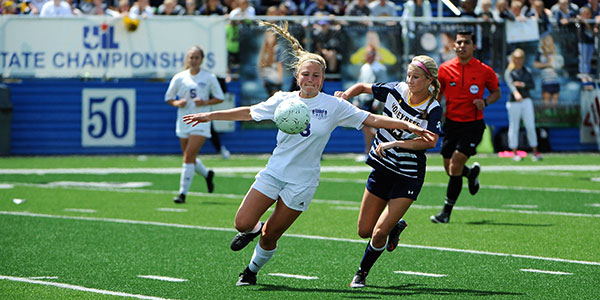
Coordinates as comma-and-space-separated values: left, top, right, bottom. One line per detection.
2, 165, 600, 175
0, 183, 14, 189
137, 275, 187, 282
5, 182, 600, 218
46, 181, 153, 188
268, 273, 318, 280
503, 205, 539, 209
585, 203, 600, 207
156, 208, 188, 213
519, 269, 573, 275
2, 211, 600, 267
29, 276, 58, 280
333, 206, 359, 211
393, 271, 447, 277
64, 208, 97, 213
0, 275, 174, 300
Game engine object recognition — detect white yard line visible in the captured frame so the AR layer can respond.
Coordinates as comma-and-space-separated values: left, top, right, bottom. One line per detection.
2, 165, 600, 175
519, 269, 573, 275
0, 275, 175, 300
64, 208, 97, 213
267, 273, 318, 280
156, 208, 188, 213
137, 275, 187, 282
1, 210, 598, 267
393, 271, 447, 277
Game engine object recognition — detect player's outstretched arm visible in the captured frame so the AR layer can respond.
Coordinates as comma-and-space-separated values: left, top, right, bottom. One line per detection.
183, 107, 253, 127
363, 113, 435, 141
334, 83, 373, 100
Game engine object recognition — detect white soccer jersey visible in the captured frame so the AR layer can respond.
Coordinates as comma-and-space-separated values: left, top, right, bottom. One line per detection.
369, 81, 443, 179
251, 91, 369, 186
165, 69, 224, 136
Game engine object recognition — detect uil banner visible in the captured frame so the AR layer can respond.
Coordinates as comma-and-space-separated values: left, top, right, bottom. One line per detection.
0, 16, 227, 78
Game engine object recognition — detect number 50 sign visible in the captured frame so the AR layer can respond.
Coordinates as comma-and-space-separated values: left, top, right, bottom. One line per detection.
82, 89, 136, 147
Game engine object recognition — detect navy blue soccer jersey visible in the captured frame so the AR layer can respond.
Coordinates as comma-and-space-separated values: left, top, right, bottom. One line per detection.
367, 81, 443, 179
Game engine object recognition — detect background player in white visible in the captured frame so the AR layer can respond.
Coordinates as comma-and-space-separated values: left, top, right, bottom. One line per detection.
165, 45, 224, 204
335, 55, 442, 288
182, 21, 436, 286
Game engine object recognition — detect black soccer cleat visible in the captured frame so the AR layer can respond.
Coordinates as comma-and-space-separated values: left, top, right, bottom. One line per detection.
350, 270, 368, 288
173, 193, 186, 204
205, 170, 215, 193
387, 219, 408, 252
230, 222, 264, 251
468, 162, 481, 195
236, 267, 257, 286
430, 211, 450, 224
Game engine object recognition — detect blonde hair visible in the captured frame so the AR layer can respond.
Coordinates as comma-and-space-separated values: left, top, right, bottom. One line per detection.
409, 55, 440, 118
258, 21, 327, 75
183, 45, 204, 70
507, 48, 525, 70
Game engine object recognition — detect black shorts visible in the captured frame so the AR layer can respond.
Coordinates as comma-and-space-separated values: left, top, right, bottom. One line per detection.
366, 168, 423, 201
542, 83, 560, 94
440, 119, 486, 159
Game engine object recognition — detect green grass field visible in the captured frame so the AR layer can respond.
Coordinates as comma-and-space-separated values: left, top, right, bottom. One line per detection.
1, 153, 599, 299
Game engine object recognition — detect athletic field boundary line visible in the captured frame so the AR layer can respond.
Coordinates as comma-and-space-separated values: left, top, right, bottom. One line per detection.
0, 275, 174, 300
4, 182, 600, 218
1, 210, 598, 267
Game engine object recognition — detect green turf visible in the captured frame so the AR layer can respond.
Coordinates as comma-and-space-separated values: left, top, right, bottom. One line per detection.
1, 153, 599, 299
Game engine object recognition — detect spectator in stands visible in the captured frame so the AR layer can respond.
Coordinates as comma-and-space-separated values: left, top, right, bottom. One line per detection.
346, 0, 370, 16
40, 0, 73, 16
345, 0, 371, 26
438, 31, 457, 64
304, 0, 336, 16
107, 0, 130, 16
312, 20, 343, 75
199, 0, 226, 15
531, 0, 552, 38
492, 0, 510, 20
2, 0, 19, 14
587, 0, 600, 18
402, 0, 432, 37
229, 0, 255, 18
350, 44, 388, 163
534, 35, 564, 109
368, 0, 396, 16
504, 48, 541, 161
28, 0, 48, 14
129, 0, 154, 18
478, 0, 494, 64
577, 6, 597, 86
157, 0, 185, 15
278, 0, 298, 15
183, 0, 198, 15
166, 45, 223, 204
553, 0, 580, 76
83, 0, 109, 15
258, 7, 284, 97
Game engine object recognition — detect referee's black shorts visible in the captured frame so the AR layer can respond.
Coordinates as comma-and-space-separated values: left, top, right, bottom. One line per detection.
440, 118, 485, 159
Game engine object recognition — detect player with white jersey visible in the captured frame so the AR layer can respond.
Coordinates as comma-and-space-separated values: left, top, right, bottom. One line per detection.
335, 55, 442, 288
165, 45, 224, 204
182, 21, 436, 287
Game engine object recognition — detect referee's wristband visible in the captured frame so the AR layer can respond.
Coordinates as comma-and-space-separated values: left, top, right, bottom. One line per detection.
483, 98, 489, 107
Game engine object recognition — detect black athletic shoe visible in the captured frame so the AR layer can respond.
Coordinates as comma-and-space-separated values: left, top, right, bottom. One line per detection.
468, 162, 481, 195
430, 211, 450, 224
387, 219, 408, 252
350, 270, 368, 288
173, 193, 186, 204
205, 170, 215, 193
230, 222, 264, 251
236, 267, 257, 286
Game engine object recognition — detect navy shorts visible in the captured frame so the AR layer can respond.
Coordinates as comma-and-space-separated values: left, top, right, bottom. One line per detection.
366, 169, 424, 201
542, 83, 560, 94
440, 119, 485, 158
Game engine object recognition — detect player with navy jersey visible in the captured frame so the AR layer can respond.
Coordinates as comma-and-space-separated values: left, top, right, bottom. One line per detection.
183, 21, 436, 287
335, 55, 442, 288
165, 45, 224, 204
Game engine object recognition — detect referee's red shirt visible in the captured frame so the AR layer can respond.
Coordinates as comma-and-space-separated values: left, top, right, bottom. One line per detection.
438, 57, 499, 122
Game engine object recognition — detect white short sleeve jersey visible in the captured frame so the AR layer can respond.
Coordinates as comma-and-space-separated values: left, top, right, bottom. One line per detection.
251, 91, 369, 186
165, 69, 224, 135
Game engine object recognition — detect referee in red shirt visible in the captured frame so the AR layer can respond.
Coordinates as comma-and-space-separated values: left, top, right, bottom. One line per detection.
431, 30, 501, 224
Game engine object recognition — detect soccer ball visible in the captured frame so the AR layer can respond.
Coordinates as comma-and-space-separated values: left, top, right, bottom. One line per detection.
273, 98, 311, 134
